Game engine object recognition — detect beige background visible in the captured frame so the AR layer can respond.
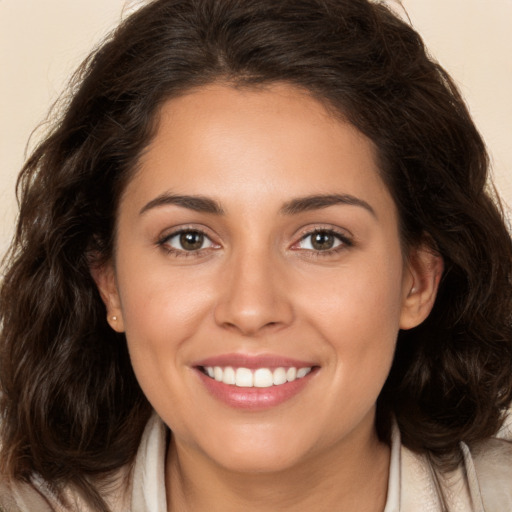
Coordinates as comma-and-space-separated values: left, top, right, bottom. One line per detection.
1, 0, 511, 256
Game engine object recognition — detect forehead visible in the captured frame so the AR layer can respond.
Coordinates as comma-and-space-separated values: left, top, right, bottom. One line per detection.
124, 83, 394, 217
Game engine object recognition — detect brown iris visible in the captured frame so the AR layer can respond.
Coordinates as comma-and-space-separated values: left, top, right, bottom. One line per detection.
180, 231, 204, 250
311, 231, 336, 250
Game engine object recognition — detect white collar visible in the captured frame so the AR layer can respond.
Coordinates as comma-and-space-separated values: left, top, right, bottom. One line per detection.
131, 413, 168, 512
130, 413, 485, 512
131, 413, 404, 512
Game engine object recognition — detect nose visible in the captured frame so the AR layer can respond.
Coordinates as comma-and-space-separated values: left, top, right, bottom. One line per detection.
214, 247, 294, 337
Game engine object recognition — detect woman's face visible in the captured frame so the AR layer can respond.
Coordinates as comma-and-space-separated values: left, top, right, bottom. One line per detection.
96, 83, 440, 473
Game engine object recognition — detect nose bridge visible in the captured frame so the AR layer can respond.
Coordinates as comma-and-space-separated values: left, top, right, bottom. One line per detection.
214, 239, 293, 335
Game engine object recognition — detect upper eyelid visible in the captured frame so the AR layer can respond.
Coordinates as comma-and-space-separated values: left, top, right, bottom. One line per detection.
155, 224, 354, 248
157, 228, 219, 257
156, 232, 213, 255
158, 225, 217, 242
163, 229, 213, 242
288, 228, 354, 255
294, 224, 354, 241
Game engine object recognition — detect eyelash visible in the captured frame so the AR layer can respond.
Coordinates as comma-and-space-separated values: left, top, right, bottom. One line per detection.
292, 228, 354, 258
157, 228, 218, 258
156, 227, 353, 258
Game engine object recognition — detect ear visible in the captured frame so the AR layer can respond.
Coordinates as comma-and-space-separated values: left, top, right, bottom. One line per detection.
399, 242, 444, 330
90, 262, 125, 332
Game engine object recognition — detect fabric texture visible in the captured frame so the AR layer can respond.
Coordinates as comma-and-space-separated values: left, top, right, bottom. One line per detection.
1, 413, 512, 511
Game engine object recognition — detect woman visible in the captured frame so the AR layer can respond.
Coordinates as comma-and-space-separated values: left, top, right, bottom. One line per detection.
1, 0, 511, 510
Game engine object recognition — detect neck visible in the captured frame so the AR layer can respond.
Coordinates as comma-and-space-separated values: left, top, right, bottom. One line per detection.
165, 422, 390, 512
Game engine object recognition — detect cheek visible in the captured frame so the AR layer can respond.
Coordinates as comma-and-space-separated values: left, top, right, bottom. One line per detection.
298, 252, 405, 336
294, 250, 405, 388
308, 272, 401, 423
117, 267, 216, 424
118, 253, 214, 336
113, 252, 218, 392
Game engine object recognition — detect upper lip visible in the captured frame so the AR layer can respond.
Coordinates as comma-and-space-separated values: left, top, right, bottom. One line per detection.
193, 353, 318, 370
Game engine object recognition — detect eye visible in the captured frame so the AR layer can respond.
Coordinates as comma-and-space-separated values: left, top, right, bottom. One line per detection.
295, 229, 351, 252
160, 230, 216, 252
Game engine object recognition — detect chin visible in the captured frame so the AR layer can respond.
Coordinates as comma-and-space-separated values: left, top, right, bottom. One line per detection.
196, 425, 319, 474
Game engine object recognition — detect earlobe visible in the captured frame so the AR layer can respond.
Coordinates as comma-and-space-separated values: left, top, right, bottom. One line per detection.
90, 262, 125, 332
399, 243, 444, 330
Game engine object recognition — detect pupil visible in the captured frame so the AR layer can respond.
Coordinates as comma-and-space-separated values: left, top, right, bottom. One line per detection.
312, 232, 334, 250
180, 231, 203, 250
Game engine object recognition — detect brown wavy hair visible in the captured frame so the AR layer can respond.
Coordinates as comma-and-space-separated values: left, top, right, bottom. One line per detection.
1, 0, 512, 508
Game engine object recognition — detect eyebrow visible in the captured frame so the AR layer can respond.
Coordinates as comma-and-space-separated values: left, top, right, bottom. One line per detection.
139, 192, 375, 218
139, 193, 225, 215
280, 194, 376, 217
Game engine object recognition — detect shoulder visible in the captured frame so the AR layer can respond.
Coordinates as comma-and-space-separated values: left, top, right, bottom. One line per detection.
0, 476, 55, 512
469, 436, 512, 510
0, 415, 157, 512
0, 471, 132, 512
397, 427, 512, 511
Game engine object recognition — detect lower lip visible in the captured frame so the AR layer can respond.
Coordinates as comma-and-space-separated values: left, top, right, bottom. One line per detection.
196, 369, 316, 410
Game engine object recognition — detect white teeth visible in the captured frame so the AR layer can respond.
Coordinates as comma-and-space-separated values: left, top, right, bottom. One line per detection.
214, 366, 223, 382
273, 367, 287, 385
286, 367, 297, 382
296, 367, 310, 379
203, 365, 313, 387
235, 368, 253, 387
222, 366, 236, 385
254, 368, 273, 388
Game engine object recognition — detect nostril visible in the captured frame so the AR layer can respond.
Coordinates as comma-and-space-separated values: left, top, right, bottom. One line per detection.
213, 277, 294, 335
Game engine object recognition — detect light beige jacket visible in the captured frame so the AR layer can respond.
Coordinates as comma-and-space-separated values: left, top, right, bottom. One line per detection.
1, 414, 512, 511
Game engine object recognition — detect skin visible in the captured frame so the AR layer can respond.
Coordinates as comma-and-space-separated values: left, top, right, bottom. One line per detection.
94, 83, 442, 511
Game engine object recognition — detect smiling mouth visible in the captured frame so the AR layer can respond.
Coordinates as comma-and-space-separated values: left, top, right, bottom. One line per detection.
200, 366, 314, 388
